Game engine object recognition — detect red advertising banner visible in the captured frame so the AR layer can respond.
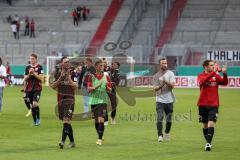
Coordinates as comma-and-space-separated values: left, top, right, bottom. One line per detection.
130, 76, 240, 88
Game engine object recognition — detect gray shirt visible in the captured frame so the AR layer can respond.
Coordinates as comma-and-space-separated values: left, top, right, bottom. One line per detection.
153, 70, 176, 103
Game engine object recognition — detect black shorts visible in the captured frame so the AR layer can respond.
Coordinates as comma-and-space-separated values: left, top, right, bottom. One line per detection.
58, 98, 75, 120
198, 106, 219, 123
91, 103, 107, 120
26, 91, 41, 103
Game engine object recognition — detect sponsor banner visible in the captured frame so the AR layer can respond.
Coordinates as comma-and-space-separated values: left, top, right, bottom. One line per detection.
8, 75, 24, 85
207, 50, 240, 61
128, 76, 240, 88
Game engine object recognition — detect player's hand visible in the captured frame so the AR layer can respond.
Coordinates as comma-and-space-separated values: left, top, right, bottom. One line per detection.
29, 68, 34, 74
32, 71, 38, 77
222, 65, 227, 74
162, 77, 167, 83
60, 71, 67, 79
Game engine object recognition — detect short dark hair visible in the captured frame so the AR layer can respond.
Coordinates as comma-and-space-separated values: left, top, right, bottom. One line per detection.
158, 58, 166, 64
114, 61, 120, 67
30, 53, 38, 59
95, 60, 103, 67
86, 57, 92, 63
202, 60, 213, 68
60, 56, 68, 62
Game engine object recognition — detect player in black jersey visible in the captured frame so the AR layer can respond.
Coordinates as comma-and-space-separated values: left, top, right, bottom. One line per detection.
24, 53, 44, 126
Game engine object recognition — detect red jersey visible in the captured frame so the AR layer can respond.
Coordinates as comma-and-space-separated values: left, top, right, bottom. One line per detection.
6, 65, 11, 75
72, 11, 77, 17
24, 64, 43, 92
30, 21, 35, 31
87, 73, 112, 93
197, 71, 228, 107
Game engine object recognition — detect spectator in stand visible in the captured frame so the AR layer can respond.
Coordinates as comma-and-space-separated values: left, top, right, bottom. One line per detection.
82, 6, 87, 21
6, 0, 12, 6
86, 8, 90, 20
30, 18, 36, 38
11, 21, 17, 39
16, 20, 20, 39
7, 15, 12, 24
72, 9, 78, 26
76, 6, 82, 22
14, 14, 19, 22
24, 16, 30, 36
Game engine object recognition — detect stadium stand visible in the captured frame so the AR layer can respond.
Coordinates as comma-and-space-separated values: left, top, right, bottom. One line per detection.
168, 0, 240, 65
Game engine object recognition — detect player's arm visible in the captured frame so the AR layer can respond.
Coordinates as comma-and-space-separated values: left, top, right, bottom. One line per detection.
198, 71, 216, 86
32, 66, 44, 81
0, 67, 7, 79
24, 67, 32, 81
50, 77, 61, 89
106, 75, 112, 92
217, 65, 228, 85
50, 71, 65, 89
68, 74, 78, 89
87, 76, 103, 92
33, 72, 44, 81
153, 75, 163, 92
163, 73, 175, 89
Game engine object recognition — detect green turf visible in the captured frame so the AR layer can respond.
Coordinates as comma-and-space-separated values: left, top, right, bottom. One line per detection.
0, 86, 239, 160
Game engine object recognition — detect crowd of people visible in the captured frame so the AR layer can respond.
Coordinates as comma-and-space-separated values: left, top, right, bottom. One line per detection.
71, 5, 90, 26
19, 54, 120, 148
8, 15, 36, 40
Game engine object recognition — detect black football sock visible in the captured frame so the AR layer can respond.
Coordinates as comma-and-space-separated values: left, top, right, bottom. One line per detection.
203, 128, 208, 141
111, 110, 116, 119
68, 124, 74, 143
24, 100, 31, 110
31, 107, 37, 123
98, 122, 104, 140
157, 121, 163, 136
62, 123, 69, 143
95, 123, 99, 134
105, 112, 108, 122
35, 106, 40, 120
207, 127, 215, 144
165, 122, 172, 134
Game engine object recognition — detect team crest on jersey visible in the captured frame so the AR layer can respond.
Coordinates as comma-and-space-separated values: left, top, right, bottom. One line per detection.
212, 77, 216, 81
35, 67, 39, 72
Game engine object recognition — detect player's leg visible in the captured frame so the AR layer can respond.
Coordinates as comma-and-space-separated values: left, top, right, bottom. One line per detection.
109, 91, 117, 124
32, 91, 41, 125
0, 87, 3, 112
199, 107, 208, 141
156, 102, 164, 142
205, 107, 218, 151
23, 92, 32, 117
96, 104, 107, 145
27, 92, 37, 125
67, 99, 75, 148
164, 103, 173, 141
59, 119, 70, 149
59, 99, 75, 149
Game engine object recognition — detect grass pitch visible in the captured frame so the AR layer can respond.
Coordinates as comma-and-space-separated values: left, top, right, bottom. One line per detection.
0, 86, 239, 160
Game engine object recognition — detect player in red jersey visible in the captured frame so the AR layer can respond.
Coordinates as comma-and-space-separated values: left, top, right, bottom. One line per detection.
197, 60, 228, 151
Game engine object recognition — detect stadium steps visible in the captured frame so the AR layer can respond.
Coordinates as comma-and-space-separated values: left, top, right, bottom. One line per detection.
149, 0, 187, 63
85, 0, 124, 56
184, 51, 203, 65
